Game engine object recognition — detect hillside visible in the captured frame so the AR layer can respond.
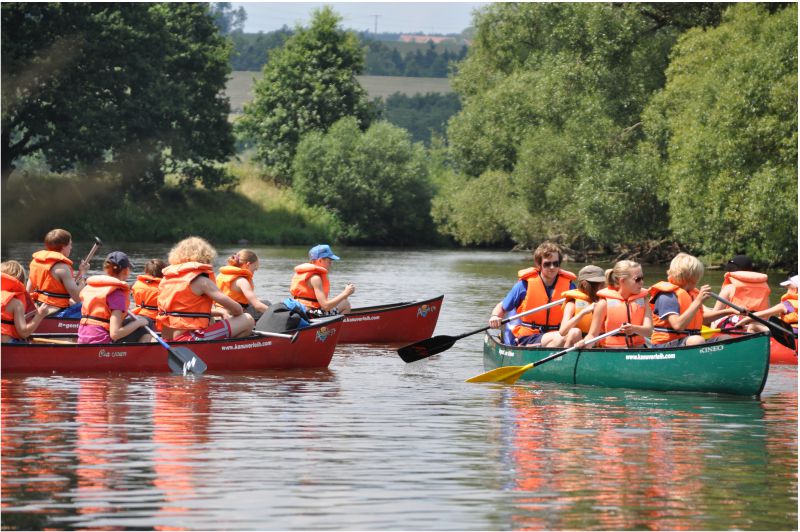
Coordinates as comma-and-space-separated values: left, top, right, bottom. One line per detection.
226, 71, 452, 113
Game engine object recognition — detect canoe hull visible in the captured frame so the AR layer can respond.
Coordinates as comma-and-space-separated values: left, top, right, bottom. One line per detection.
769, 337, 798, 365
483, 332, 771, 396
337, 295, 443, 344
2, 316, 344, 374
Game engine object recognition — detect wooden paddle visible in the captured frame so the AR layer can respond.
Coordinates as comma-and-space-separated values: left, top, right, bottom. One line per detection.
397, 298, 566, 363
466, 327, 623, 384
126, 311, 207, 375
73, 236, 103, 281
708, 291, 795, 349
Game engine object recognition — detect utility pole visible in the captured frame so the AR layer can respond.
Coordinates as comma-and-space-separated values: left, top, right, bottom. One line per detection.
370, 14, 380, 34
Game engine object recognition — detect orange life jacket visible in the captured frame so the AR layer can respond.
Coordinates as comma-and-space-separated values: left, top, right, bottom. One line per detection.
597, 287, 649, 347
649, 281, 703, 345
29, 250, 73, 307
131, 274, 161, 320
216, 266, 254, 306
1, 273, 28, 339
290, 263, 329, 309
721, 271, 770, 311
157, 262, 215, 331
511, 268, 576, 339
561, 288, 594, 334
781, 293, 798, 327
79, 275, 131, 330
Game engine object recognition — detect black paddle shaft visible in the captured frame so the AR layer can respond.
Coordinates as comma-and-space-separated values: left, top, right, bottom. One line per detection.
708, 292, 795, 349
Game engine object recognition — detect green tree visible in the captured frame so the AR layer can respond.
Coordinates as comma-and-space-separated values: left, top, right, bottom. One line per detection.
209, 2, 247, 34
293, 117, 433, 244
237, 7, 371, 183
1, 3, 234, 193
643, 3, 797, 266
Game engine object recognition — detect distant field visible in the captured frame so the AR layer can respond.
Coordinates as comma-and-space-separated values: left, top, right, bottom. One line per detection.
226, 71, 452, 113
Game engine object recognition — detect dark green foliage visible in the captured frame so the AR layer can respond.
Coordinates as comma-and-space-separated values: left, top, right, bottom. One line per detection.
293, 117, 434, 244
1, 3, 235, 193
229, 28, 292, 70
380, 92, 461, 144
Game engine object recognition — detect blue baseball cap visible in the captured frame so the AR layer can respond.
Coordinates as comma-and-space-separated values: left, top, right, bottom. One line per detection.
309, 244, 340, 261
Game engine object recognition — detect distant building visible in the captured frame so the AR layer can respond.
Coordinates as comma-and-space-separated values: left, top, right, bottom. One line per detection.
399, 34, 456, 44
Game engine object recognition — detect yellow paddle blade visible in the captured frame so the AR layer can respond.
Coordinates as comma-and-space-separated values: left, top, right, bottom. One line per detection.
700, 326, 721, 339
466, 363, 534, 384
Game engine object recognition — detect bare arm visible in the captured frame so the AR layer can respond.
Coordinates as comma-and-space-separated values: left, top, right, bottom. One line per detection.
665, 285, 710, 330
559, 301, 595, 336
711, 284, 735, 311
309, 275, 354, 312
193, 276, 243, 316
51, 262, 85, 303
10, 299, 50, 338
583, 300, 607, 345
235, 278, 268, 313
109, 310, 147, 341
488, 302, 506, 328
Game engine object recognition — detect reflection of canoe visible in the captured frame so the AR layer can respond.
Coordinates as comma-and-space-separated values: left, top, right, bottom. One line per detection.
2, 316, 344, 374
335, 295, 443, 344
482, 332, 771, 396
769, 337, 798, 365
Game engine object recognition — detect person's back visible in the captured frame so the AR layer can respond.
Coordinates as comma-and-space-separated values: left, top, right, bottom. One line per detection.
712, 254, 770, 329
28, 229, 88, 316
131, 259, 165, 329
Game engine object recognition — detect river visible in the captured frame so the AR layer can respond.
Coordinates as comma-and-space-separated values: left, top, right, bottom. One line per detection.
1, 243, 797, 530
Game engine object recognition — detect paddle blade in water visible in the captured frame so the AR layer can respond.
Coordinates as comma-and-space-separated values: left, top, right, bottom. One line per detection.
465, 363, 533, 384
397, 335, 456, 363
768, 317, 797, 350
167, 346, 208, 375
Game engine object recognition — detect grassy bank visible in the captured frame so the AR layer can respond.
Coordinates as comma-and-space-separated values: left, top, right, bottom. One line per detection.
1, 159, 337, 246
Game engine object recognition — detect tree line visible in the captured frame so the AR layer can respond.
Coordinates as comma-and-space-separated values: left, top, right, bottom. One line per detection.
2, 3, 796, 269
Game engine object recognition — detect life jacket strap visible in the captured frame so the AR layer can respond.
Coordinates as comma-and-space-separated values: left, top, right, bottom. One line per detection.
81, 315, 110, 323
158, 310, 213, 318
34, 289, 70, 299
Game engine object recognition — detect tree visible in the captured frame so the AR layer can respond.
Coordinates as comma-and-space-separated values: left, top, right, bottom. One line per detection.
237, 7, 371, 183
642, 3, 797, 266
1, 3, 234, 193
209, 2, 247, 34
293, 117, 433, 244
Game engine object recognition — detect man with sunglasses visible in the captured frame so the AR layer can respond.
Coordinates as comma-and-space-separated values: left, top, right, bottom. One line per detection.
488, 242, 576, 346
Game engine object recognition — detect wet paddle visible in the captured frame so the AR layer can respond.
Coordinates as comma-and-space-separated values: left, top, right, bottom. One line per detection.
466, 327, 623, 384
708, 291, 795, 349
126, 311, 207, 375
397, 298, 566, 363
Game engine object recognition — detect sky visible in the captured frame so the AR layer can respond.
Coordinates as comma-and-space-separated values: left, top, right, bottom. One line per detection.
231, 2, 490, 35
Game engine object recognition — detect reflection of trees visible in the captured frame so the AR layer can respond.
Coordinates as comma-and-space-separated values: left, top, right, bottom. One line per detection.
494, 385, 788, 530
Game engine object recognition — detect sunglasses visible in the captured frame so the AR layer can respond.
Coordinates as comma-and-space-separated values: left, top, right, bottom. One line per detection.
631, 276, 644, 283
541, 261, 560, 269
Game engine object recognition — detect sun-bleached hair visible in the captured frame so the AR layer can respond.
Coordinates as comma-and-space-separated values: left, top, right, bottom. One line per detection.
227, 249, 259, 267
667, 252, 704, 286
605, 260, 641, 288
1, 260, 26, 283
168, 236, 217, 265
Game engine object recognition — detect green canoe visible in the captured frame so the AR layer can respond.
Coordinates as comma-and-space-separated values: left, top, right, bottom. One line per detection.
482, 332, 771, 396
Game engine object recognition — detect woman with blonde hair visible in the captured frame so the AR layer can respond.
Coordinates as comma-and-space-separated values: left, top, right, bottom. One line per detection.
216, 249, 270, 320
649, 253, 735, 347
584, 260, 652, 348
2, 260, 50, 342
158, 237, 255, 341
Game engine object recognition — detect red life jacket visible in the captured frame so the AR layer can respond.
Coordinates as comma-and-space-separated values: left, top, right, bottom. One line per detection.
649, 281, 703, 345
511, 268, 576, 339
721, 271, 770, 311
79, 275, 131, 330
1, 273, 28, 339
290, 263, 329, 309
157, 262, 215, 330
560, 288, 594, 334
597, 287, 649, 347
216, 266, 254, 306
131, 274, 161, 321
29, 250, 73, 307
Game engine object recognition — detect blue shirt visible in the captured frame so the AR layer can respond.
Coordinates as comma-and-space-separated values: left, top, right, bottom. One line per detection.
500, 276, 576, 343
652, 292, 680, 320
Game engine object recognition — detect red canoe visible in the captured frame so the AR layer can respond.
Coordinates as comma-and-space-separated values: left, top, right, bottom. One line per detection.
1, 315, 344, 374
336, 295, 443, 344
770, 336, 798, 365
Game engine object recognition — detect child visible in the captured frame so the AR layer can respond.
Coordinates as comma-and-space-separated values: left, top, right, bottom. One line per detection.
1, 261, 50, 342
216, 250, 270, 320
78, 252, 152, 344
711, 254, 770, 330
558, 265, 606, 347
28, 228, 89, 317
649, 253, 735, 347
157, 236, 255, 342
290, 244, 355, 318
737, 274, 798, 334
584, 260, 652, 348
131, 258, 166, 330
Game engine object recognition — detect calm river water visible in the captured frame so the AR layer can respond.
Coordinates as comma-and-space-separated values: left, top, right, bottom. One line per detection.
1, 243, 797, 530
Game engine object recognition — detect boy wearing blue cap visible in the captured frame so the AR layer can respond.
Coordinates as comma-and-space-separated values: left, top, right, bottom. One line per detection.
290, 244, 355, 317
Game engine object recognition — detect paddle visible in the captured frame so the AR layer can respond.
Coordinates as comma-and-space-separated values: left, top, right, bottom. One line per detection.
254, 329, 299, 343
466, 327, 623, 384
654, 325, 728, 339
74, 236, 103, 281
708, 291, 795, 349
126, 311, 207, 375
397, 298, 566, 363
